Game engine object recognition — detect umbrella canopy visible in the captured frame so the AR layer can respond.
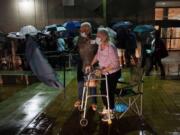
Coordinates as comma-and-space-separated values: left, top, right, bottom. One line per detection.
43, 24, 66, 34
25, 36, 64, 89
106, 27, 117, 44
20, 25, 39, 36
106, 27, 117, 38
7, 25, 40, 39
57, 26, 66, 31
7, 32, 24, 39
63, 21, 80, 31
133, 25, 155, 33
112, 21, 132, 30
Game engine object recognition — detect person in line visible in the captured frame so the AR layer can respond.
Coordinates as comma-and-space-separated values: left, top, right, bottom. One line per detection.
124, 29, 137, 67
74, 22, 98, 111
140, 32, 154, 76
116, 28, 127, 67
90, 28, 121, 122
146, 30, 167, 79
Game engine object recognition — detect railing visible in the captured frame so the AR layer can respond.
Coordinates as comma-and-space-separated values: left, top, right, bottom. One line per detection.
0, 52, 78, 89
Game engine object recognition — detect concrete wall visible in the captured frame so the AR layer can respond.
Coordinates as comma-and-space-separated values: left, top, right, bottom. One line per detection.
0, 0, 157, 33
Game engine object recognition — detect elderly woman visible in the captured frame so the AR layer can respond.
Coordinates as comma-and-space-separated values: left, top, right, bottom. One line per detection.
74, 22, 98, 110
90, 28, 121, 122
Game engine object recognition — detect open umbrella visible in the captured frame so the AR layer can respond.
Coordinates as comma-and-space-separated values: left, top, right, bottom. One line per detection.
43, 24, 66, 35
63, 21, 80, 31
7, 25, 40, 69
20, 25, 39, 36
133, 25, 155, 33
112, 21, 132, 30
7, 25, 40, 39
57, 26, 66, 32
25, 36, 64, 89
106, 27, 117, 38
7, 32, 25, 39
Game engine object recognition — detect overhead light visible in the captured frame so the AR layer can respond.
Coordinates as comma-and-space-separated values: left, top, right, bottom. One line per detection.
19, 0, 34, 13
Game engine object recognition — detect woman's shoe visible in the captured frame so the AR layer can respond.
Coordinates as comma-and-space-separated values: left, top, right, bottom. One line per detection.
99, 107, 108, 115
101, 112, 114, 122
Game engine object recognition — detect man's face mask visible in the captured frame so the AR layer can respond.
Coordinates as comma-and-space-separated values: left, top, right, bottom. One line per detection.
80, 32, 87, 38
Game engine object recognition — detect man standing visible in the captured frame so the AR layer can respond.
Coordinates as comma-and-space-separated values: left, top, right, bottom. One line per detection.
74, 22, 98, 110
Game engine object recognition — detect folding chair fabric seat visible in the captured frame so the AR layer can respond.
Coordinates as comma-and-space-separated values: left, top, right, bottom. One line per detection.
116, 87, 139, 97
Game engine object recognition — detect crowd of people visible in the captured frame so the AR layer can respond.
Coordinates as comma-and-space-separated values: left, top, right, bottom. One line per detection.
0, 30, 76, 70
0, 21, 168, 72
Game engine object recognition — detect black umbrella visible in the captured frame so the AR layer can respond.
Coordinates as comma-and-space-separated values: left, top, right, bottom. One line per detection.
25, 36, 64, 89
133, 25, 155, 33
112, 21, 133, 30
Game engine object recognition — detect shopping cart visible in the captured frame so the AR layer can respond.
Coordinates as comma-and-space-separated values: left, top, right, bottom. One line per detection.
79, 69, 112, 127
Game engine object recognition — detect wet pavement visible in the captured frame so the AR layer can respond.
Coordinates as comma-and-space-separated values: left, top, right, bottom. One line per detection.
59, 109, 157, 135
44, 74, 180, 135
0, 84, 60, 135
0, 70, 75, 135
0, 69, 179, 135
162, 51, 180, 77
0, 84, 27, 102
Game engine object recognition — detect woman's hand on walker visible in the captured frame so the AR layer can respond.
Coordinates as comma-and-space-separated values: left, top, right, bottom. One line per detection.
95, 67, 106, 75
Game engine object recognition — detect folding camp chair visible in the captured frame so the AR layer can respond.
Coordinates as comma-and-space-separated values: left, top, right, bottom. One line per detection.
115, 63, 144, 119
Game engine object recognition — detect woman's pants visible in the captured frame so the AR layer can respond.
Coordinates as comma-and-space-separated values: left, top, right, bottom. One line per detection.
100, 70, 121, 109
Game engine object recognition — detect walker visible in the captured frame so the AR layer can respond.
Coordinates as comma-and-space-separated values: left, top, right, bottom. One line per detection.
79, 69, 112, 127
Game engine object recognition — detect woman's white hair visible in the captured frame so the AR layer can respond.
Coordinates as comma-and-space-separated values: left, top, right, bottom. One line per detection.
97, 27, 110, 41
97, 27, 108, 32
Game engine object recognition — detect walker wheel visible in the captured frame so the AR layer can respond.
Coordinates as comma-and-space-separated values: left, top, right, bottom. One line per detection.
108, 119, 112, 125
80, 118, 88, 127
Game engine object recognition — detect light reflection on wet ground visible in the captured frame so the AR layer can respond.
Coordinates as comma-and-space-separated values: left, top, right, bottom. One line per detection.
44, 75, 180, 135
0, 69, 179, 135
0, 70, 75, 135
0, 91, 59, 135
58, 109, 157, 135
